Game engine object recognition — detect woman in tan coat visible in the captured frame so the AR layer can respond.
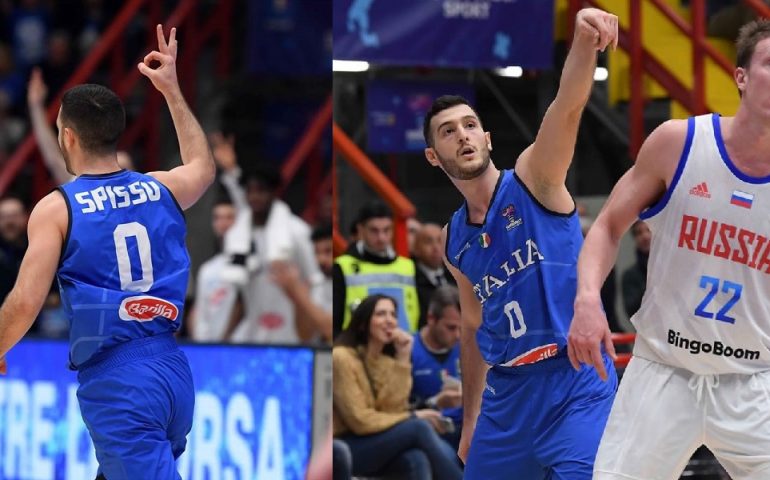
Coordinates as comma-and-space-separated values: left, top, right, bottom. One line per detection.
333, 294, 463, 480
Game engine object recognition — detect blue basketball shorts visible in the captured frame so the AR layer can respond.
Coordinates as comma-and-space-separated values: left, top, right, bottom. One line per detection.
76, 333, 195, 480
464, 355, 617, 480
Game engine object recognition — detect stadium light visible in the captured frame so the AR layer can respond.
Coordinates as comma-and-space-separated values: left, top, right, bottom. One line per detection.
333, 60, 370, 72
594, 67, 609, 81
494, 66, 523, 78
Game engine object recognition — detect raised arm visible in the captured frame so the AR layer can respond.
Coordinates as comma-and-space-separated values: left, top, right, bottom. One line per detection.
210, 132, 249, 212
0, 192, 66, 373
568, 119, 688, 379
516, 8, 618, 211
27, 68, 73, 185
140, 25, 215, 209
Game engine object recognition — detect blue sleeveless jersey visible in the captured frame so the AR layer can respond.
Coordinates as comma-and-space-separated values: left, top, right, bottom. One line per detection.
57, 170, 189, 369
446, 169, 583, 367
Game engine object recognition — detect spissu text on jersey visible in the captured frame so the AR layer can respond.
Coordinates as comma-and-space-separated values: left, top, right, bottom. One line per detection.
472, 238, 545, 304
74, 180, 162, 213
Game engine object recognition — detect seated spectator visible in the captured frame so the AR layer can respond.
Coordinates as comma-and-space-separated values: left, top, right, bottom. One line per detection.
333, 294, 462, 480
0, 197, 28, 303
622, 220, 651, 318
410, 285, 462, 451
413, 222, 456, 328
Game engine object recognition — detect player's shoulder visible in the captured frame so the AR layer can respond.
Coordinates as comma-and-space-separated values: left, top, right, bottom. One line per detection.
635, 118, 691, 173
641, 119, 689, 157
28, 190, 68, 233
33, 190, 67, 216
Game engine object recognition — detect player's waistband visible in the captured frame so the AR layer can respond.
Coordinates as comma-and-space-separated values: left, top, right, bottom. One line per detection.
76, 333, 178, 382
490, 351, 608, 375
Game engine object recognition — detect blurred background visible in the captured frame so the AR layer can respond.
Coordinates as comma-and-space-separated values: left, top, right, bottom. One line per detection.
332, 0, 764, 478
0, 0, 331, 479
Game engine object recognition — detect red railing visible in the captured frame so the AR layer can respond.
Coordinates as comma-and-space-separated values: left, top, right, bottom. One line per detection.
0, 0, 233, 198
569, 0, 769, 157
612, 332, 636, 368
332, 123, 416, 257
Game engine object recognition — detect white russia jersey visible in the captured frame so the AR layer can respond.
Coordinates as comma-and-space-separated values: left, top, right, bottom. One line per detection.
633, 113, 770, 374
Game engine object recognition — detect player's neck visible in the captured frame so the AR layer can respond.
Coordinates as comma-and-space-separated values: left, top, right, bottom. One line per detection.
457, 165, 500, 223
73, 156, 122, 176
723, 110, 770, 166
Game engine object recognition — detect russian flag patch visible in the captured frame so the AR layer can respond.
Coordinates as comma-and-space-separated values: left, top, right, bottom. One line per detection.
730, 190, 754, 209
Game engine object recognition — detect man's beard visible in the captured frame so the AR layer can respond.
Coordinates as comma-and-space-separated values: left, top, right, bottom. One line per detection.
437, 145, 491, 181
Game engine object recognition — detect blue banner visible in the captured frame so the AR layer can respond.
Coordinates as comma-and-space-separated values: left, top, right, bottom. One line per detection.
367, 80, 475, 153
247, 0, 332, 76
0, 340, 316, 480
334, 0, 554, 68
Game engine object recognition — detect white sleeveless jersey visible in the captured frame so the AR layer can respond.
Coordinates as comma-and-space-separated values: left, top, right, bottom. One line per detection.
633, 113, 770, 374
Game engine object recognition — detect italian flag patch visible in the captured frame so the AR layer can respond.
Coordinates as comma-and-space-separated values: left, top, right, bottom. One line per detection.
479, 232, 491, 248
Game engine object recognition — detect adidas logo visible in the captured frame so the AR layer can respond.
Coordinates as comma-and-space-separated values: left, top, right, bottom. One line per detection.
689, 182, 711, 198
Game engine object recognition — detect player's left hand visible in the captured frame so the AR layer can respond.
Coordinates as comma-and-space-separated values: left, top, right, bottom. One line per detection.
568, 293, 616, 381
0, 356, 6, 375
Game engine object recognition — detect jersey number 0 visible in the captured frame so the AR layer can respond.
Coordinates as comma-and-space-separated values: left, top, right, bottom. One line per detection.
113, 222, 154, 292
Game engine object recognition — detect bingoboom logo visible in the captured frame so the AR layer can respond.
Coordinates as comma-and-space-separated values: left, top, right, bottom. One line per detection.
119, 295, 179, 322
668, 329, 760, 360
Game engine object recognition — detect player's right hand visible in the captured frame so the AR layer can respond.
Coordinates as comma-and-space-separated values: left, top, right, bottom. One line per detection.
568, 293, 616, 381
574, 8, 618, 52
458, 425, 473, 463
0, 356, 6, 375
27, 68, 47, 106
138, 25, 180, 96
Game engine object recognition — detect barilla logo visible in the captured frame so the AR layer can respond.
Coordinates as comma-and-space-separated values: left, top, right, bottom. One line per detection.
119, 295, 179, 322
689, 182, 711, 198
500, 343, 559, 367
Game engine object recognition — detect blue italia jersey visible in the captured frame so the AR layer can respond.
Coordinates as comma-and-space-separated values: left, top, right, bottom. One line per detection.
446, 169, 583, 367
411, 333, 462, 423
57, 170, 189, 368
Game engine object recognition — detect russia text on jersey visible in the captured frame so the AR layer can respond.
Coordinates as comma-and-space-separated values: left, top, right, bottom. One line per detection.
74, 180, 162, 213
472, 238, 544, 304
678, 214, 770, 272
668, 329, 760, 360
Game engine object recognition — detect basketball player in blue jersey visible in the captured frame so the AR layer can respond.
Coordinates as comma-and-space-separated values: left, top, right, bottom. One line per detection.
0, 25, 214, 480
572, 19, 770, 479
423, 8, 619, 479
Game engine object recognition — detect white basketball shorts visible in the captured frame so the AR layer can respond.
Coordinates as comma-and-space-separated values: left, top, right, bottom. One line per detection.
594, 356, 770, 479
